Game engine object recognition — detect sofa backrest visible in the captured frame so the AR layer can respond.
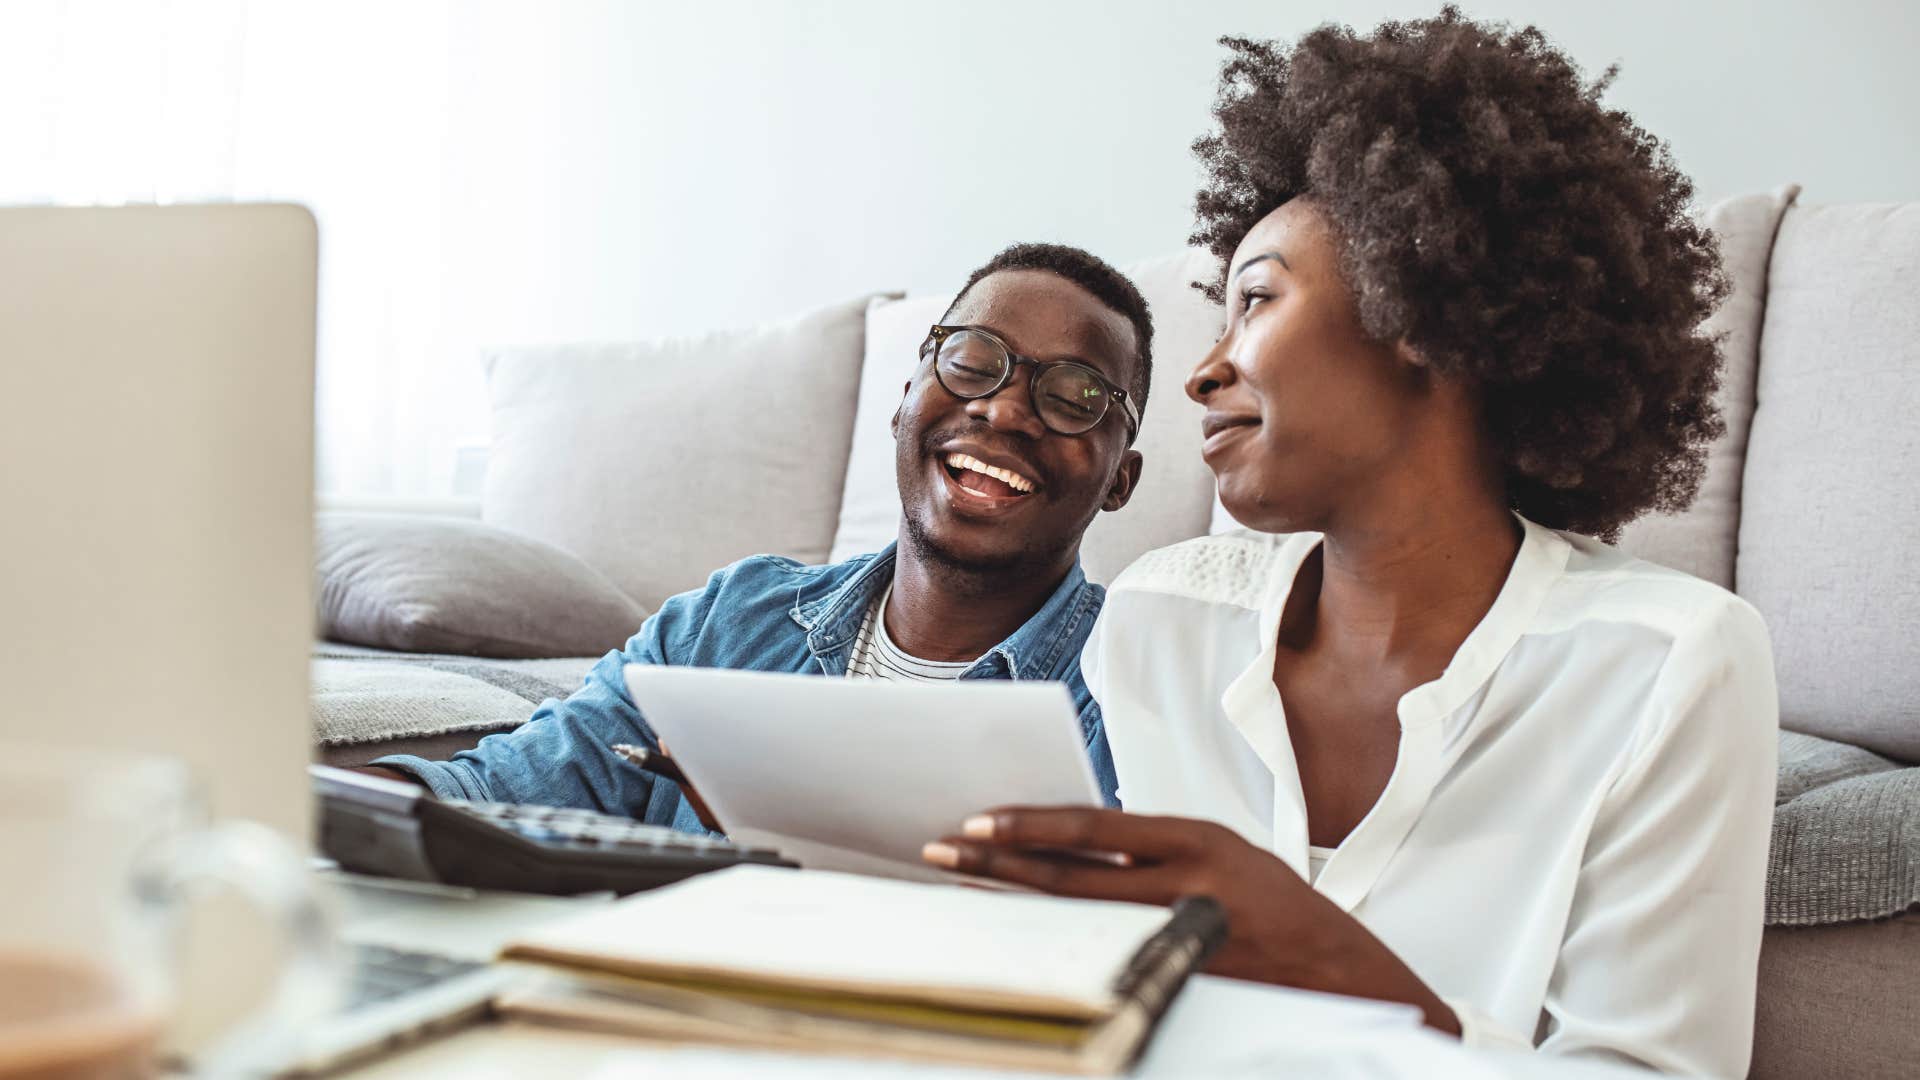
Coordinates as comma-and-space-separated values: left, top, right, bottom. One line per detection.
1734, 201, 1920, 763
468, 190, 1917, 765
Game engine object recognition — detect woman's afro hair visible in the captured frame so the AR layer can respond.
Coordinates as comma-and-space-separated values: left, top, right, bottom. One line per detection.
1192, 6, 1729, 538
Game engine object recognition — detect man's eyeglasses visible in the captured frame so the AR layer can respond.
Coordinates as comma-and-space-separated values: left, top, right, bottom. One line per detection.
921, 325, 1140, 442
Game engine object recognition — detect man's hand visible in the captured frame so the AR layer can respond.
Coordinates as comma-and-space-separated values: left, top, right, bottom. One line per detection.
921, 806, 1460, 1036
614, 742, 724, 832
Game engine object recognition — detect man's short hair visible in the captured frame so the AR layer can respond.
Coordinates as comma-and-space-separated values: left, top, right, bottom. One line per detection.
942, 243, 1155, 422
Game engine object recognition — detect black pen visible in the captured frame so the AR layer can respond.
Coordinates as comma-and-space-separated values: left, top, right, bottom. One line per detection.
610, 742, 690, 786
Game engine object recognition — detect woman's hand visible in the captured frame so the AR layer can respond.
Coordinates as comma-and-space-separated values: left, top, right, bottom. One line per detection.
921, 806, 1460, 1036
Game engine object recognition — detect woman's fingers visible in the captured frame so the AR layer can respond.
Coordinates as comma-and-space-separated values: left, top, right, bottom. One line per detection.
920, 808, 1247, 909
958, 806, 1216, 861
921, 837, 1173, 904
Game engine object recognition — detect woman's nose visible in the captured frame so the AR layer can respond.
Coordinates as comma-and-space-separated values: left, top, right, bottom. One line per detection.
1186, 336, 1238, 404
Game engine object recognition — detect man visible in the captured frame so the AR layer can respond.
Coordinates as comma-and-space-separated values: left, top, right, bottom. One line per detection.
364, 242, 1153, 829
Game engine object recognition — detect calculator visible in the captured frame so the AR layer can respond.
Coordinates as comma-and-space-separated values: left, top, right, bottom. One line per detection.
312, 765, 795, 896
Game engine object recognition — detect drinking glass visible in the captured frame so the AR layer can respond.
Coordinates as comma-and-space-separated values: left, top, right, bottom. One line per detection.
0, 744, 336, 1078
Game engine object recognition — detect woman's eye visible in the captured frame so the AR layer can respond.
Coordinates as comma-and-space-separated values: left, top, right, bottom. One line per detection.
1238, 289, 1270, 313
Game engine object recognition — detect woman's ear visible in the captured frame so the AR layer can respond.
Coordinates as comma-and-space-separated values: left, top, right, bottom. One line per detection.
1394, 340, 1429, 369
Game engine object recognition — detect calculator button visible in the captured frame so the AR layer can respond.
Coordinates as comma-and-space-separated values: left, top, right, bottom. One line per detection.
445, 799, 750, 863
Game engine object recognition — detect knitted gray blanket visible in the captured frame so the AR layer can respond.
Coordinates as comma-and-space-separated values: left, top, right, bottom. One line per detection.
311, 642, 596, 747
1769, 730, 1920, 926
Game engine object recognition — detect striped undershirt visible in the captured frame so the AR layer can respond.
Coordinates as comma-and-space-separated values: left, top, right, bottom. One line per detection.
844, 585, 975, 682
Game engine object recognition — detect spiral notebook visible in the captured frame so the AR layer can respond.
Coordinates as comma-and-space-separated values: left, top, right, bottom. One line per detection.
495, 866, 1227, 1074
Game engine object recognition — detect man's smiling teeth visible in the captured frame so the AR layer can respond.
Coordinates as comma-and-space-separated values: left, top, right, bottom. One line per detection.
944, 452, 1036, 494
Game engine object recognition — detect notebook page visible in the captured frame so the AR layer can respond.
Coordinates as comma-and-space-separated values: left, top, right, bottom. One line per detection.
502, 866, 1172, 1015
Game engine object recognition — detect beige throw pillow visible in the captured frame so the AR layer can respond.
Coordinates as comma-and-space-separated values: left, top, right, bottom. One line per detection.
482, 293, 890, 609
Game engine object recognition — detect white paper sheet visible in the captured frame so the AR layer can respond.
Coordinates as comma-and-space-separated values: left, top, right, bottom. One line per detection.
623, 666, 1102, 874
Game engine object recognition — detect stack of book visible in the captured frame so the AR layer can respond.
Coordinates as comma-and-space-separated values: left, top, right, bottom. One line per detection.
495, 865, 1226, 1074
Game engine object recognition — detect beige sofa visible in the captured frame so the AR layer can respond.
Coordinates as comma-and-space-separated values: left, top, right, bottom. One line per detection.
315, 187, 1919, 1077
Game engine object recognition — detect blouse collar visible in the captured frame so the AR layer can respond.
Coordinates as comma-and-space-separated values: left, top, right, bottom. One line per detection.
1218, 513, 1572, 906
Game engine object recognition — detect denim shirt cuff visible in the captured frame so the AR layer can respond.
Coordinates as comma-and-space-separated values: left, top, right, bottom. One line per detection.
370, 754, 483, 801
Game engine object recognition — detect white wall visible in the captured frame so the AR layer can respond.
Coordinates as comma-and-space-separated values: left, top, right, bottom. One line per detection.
423, 0, 1919, 490
440, 0, 1920, 347
8, 0, 1917, 495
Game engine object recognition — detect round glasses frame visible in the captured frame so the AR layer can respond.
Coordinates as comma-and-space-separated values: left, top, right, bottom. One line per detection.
921, 324, 1140, 442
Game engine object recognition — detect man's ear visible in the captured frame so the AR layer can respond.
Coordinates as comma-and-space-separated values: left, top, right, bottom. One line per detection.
890, 380, 911, 438
1102, 449, 1144, 513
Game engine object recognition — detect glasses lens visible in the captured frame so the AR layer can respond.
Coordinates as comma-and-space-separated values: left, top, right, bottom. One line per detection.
933, 331, 1008, 397
1034, 364, 1108, 434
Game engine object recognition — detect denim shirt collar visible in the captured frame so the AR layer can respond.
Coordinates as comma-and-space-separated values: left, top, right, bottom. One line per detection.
788, 542, 1100, 682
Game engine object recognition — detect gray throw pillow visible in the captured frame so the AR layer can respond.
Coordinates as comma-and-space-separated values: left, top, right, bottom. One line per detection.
316, 512, 649, 659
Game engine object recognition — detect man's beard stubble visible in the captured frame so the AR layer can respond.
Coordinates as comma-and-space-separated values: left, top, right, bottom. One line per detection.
897, 417, 1093, 593
899, 506, 1050, 583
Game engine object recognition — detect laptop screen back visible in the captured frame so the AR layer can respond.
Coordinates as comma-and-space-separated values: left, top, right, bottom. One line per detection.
0, 203, 316, 845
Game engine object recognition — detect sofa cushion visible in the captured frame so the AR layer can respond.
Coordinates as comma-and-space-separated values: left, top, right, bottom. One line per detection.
1751, 914, 1920, 1080
1753, 731, 1920, 1080
483, 293, 889, 610
1736, 202, 1920, 762
828, 249, 1225, 584
1614, 186, 1800, 588
316, 512, 648, 659
1768, 730, 1920, 927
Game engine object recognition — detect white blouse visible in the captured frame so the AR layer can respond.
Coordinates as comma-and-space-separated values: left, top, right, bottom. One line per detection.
1085, 517, 1778, 1076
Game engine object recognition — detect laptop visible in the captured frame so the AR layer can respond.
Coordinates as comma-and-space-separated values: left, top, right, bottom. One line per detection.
0, 204, 510, 1073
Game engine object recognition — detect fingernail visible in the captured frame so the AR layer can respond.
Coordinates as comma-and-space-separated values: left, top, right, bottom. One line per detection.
922, 841, 960, 868
961, 814, 995, 839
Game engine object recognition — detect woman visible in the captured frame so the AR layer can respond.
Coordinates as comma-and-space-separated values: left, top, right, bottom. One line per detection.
920, 9, 1777, 1075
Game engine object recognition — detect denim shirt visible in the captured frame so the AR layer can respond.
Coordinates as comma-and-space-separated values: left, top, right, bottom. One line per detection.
377, 544, 1118, 834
